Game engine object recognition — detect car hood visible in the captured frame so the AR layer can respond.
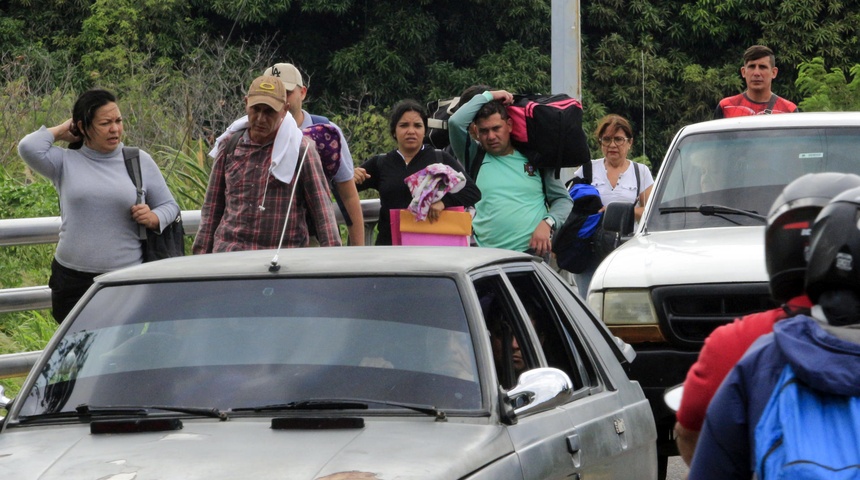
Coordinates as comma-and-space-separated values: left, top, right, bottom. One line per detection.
592, 226, 767, 290
0, 418, 512, 479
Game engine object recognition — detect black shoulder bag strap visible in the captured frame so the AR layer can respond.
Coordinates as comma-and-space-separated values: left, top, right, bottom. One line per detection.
122, 147, 147, 241
763, 94, 778, 114
222, 128, 246, 160
470, 147, 487, 181
564, 159, 592, 189
633, 161, 642, 206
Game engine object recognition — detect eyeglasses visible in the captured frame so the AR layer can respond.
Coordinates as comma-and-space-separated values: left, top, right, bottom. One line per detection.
599, 136, 630, 146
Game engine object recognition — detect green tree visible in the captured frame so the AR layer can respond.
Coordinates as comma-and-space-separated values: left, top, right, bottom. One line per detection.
795, 57, 860, 111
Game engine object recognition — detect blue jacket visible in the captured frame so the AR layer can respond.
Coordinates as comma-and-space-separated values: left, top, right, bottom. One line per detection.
688, 315, 860, 479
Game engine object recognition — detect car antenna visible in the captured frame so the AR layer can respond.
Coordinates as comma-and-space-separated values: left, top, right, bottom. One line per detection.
269, 145, 310, 272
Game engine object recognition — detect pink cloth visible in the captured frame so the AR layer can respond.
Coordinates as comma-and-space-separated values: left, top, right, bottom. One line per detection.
404, 163, 466, 220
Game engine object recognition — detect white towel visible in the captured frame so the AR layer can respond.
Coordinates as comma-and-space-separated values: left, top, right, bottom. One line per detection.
208, 112, 303, 184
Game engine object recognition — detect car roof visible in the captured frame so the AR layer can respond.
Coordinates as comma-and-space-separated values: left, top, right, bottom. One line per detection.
95, 247, 536, 284
680, 112, 860, 135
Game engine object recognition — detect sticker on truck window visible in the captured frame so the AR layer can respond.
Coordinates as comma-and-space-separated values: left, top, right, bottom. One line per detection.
799, 153, 824, 159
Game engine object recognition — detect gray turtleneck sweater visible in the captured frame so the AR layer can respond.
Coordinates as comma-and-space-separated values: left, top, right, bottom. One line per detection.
18, 126, 180, 273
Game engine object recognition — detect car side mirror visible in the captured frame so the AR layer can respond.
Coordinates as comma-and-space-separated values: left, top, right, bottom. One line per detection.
505, 368, 573, 419
614, 336, 637, 364
603, 202, 636, 238
664, 383, 683, 413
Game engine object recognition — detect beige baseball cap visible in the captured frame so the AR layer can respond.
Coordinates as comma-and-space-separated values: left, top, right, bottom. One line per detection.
246, 75, 287, 111
263, 63, 304, 91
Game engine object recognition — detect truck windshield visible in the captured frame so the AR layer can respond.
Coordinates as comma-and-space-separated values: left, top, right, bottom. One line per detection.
646, 126, 860, 232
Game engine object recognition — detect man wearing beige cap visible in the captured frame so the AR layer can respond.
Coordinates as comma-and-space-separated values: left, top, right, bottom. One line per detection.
264, 62, 365, 246
193, 75, 341, 253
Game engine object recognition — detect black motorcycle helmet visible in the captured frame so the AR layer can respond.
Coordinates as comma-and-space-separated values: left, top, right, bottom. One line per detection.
766, 173, 860, 302
805, 185, 860, 306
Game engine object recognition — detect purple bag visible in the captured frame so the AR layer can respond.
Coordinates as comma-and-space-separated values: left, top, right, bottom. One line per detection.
302, 124, 342, 181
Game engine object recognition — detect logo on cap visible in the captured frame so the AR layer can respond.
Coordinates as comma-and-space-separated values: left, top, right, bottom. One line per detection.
258, 82, 277, 91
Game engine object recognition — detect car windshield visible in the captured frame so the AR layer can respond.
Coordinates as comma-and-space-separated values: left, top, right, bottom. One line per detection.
646, 126, 860, 232
16, 276, 481, 418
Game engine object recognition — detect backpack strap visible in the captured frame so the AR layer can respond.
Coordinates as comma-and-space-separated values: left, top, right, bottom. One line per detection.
564, 160, 592, 189
763, 94, 778, 114
310, 114, 331, 125
469, 147, 487, 181
221, 128, 247, 161
122, 147, 147, 240
633, 161, 642, 203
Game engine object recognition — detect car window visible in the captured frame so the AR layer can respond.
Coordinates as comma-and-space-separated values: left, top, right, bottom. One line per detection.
473, 270, 597, 393
648, 126, 860, 232
17, 277, 482, 417
504, 270, 597, 392
474, 275, 537, 390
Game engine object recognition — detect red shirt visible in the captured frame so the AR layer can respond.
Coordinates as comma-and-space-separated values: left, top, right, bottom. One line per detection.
675, 295, 812, 431
714, 93, 798, 118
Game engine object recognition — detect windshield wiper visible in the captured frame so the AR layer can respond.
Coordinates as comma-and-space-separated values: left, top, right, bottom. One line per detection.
75, 404, 228, 420
660, 205, 766, 223
17, 404, 228, 422
233, 398, 446, 421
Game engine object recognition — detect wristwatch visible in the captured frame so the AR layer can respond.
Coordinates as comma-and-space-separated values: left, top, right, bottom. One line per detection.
543, 216, 556, 230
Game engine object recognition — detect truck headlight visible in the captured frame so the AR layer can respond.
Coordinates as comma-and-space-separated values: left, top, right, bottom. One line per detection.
594, 289, 665, 343
600, 289, 659, 325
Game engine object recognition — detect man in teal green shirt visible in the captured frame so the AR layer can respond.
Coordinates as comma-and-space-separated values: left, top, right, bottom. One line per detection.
449, 90, 572, 256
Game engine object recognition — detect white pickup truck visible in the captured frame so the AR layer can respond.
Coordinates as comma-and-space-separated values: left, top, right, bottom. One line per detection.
586, 112, 860, 462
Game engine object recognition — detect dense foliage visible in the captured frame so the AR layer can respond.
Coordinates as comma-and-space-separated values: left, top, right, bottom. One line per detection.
1, 0, 859, 393
4, 0, 859, 159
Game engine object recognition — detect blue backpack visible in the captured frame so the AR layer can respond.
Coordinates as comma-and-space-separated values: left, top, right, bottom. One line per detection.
754, 364, 860, 479
551, 182, 603, 274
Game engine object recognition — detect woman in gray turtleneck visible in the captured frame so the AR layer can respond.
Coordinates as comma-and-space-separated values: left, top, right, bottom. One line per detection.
18, 89, 179, 323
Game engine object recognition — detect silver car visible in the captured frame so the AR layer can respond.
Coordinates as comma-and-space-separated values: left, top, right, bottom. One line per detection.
1, 247, 656, 479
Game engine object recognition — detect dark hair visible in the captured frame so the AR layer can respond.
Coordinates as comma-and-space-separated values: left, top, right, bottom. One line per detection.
388, 99, 428, 138
743, 45, 775, 67
69, 89, 117, 150
474, 100, 509, 123
455, 84, 492, 111
595, 114, 633, 139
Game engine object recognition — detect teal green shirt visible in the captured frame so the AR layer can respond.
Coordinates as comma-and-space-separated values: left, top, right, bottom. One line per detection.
449, 91, 573, 252
473, 151, 547, 251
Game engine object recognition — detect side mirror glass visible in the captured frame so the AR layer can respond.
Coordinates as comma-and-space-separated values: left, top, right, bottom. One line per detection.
506, 367, 574, 417
664, 383, 683, 413
614, 336, 637, 364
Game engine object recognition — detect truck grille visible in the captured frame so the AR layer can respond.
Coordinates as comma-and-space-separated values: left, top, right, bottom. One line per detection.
651, 283, 778, 349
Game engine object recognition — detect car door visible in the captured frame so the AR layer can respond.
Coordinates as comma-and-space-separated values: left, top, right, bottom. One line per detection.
501, 265, 656, 480
472, 272, 579, 480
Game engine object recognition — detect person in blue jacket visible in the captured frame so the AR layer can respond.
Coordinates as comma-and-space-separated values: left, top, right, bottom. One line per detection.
688, 186, 860, 479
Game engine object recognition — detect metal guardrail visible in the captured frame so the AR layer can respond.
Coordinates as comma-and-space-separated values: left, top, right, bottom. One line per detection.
0, 199, 382, 380
0, 351, 43, 380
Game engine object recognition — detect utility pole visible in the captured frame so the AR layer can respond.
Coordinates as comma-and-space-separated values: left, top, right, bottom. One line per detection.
551, 0, 581, 99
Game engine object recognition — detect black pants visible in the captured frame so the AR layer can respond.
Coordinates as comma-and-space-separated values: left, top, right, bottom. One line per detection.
48, 258, 102, 324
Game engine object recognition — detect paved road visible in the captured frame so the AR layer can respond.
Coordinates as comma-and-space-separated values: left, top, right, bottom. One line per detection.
667, 456, 689, 480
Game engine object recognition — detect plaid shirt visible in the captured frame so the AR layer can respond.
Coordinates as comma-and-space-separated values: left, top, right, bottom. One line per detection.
192, 132, 341, 254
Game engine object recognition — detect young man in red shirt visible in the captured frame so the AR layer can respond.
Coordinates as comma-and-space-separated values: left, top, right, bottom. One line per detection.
714, 45, 798, 118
